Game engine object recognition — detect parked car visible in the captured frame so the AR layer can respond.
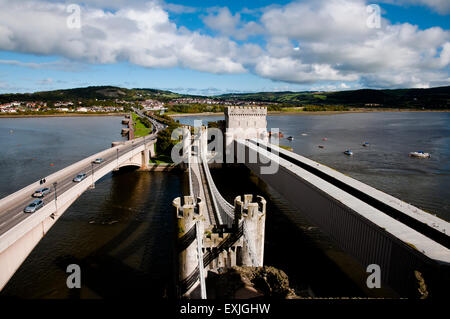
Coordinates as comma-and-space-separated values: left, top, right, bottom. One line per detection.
93, 158, 103, 164
73, 173, 87, 182
24, 199, 44, 213
32, 187, 50, 198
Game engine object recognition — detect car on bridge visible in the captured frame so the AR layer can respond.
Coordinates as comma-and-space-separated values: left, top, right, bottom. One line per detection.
73, 173, 87, 182
92, 158, 103, 164
32, 187, 50, 198
24, 199, 44, 213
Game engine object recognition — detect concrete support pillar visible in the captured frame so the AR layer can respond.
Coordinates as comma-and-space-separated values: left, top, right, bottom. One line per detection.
141, 149, 149, 169
149, 142, 155, 158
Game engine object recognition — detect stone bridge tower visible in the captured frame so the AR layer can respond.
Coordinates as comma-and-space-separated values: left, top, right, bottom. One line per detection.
224, 106, 268, 163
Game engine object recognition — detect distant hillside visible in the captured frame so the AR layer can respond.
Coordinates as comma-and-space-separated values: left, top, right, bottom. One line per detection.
1, 85, 449, 109
217, 86, 450, 109
0, 86, 186, 104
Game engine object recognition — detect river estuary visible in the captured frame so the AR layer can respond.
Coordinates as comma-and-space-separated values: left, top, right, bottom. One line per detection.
0, 112, 448, 298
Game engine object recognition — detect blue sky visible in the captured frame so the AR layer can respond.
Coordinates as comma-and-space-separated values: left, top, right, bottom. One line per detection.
0, 0, 449, 95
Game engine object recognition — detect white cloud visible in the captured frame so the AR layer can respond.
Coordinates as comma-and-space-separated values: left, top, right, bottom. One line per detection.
0, 0, 245, 74
202, 7, 264, 40
0, 0, 448, 90
253, 0, 450, 88
37, 78, 53, 85
0, 59, 86, 71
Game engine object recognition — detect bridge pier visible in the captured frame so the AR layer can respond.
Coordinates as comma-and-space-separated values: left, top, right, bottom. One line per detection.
141, 149, 149, 169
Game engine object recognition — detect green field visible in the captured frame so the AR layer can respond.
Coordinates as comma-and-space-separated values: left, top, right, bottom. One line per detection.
132, 112, 152, 138
149, 153, 173, 164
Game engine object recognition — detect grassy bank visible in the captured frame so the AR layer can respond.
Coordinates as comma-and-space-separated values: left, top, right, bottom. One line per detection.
131, 112, 153, 138
149, 153, 173, 164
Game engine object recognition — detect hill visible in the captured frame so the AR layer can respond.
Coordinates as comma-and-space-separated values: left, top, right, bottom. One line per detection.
0, 85, 449, 109
217, 86, 450, 109
0, 86, 187, 104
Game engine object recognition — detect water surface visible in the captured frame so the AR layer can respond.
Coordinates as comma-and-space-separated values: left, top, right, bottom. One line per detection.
175, 112, 450, 221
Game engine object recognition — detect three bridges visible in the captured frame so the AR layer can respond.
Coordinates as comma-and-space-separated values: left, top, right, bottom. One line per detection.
0, 106, 449, 299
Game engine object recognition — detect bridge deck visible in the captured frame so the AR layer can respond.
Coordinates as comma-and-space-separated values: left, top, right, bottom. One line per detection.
0, 135, 155, 239
242, 139, 450, 263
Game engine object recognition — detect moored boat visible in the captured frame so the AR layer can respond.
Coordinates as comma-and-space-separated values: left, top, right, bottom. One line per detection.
344, 150, 353, 156
409, 151, 430, 158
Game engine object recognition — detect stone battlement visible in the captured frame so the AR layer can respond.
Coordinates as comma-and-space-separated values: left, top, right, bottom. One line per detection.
174, 194, 266, 298
225, 106, 267, 116
225, 106, 268, 142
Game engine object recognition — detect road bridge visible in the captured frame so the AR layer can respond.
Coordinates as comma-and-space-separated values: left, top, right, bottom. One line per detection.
0, 116, 159, 291
221, 105, 450, 297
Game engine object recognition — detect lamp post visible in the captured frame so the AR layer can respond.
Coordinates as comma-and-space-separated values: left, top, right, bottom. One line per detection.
116, 148, 119, 169
53, 181, 58, 213
90, 162, 95, 189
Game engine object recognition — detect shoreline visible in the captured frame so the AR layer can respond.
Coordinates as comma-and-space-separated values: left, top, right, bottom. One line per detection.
0, 112, 127, 119
169, 108, 450, 118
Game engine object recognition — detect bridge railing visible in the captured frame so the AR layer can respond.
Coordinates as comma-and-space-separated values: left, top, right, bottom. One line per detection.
0, 135, 154, 213
188, 148, 194, 198
248, 138, 450, 240
198, 144, 224, 226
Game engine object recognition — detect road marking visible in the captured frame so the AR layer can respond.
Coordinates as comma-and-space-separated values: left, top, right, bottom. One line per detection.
11, 212, 23, 221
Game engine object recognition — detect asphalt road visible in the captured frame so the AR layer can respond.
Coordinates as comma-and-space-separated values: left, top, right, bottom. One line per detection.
0, 129, 158, 237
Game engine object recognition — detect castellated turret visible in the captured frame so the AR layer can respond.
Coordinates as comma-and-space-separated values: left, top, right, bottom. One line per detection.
224, 107, 269, 164
234, 194, 266, 266
225, 106, 268, 144
173, 196, 206, 297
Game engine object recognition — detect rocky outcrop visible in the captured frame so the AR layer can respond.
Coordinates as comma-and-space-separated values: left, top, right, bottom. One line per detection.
206, 266, 301, 299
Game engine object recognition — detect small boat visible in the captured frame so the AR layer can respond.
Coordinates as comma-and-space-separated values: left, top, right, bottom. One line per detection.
318, 145, 324, 149
362, 142, 369, 147
322, 137, 327, 141
344, 150, 353, 156
287, 136, 294, 141
409, 151, 430, 158
301, 133, 307, 136
279, 132, 284, 137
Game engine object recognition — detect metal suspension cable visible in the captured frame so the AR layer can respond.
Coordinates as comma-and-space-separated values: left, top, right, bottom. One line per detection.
199, 143, 225, 226
188, 148, 194, 198
200, 149, 235, 226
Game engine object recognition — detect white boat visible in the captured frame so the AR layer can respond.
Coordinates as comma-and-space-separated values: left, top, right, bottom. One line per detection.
287, 136, 294, 141
344, 150, 353, 156
409, 151, 430, 158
